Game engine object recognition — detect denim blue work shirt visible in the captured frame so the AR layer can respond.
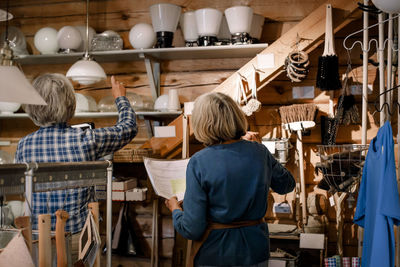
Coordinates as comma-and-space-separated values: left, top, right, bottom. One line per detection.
172, 140, 295, 266
15, 96, 137, 233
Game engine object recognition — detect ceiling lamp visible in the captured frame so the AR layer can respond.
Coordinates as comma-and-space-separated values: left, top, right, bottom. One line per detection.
66, 0, 106, 85
0, 1, 46, 105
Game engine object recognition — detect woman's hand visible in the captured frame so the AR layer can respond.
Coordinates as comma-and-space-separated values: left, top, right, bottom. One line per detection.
165, 196, 183, 212
111, 75, 126, 99
242, 131, 261, 143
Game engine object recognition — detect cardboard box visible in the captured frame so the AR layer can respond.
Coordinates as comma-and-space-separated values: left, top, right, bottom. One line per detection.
112, 178, 137, 191
112, 191, 125, 201
126, 188, 147, 201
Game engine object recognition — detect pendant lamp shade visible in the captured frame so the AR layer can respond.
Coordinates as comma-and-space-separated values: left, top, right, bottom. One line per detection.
224, 6, 253, 34
66, 56, 106, 85
150, 3, 181, 32
0, 65, 46, 105
66, 0, 106, 85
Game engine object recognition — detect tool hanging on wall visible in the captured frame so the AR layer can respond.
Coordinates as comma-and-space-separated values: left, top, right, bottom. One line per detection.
236, 70, 262, 116
317, 4, 342, 145
285, 50, 310, 82
279, 103, 317, 227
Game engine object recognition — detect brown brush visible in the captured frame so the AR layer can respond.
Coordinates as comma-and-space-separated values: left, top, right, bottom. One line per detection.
279, 103, 317, 227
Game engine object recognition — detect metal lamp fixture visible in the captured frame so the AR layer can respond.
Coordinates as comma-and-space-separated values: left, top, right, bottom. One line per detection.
0, 0, 46, 105
66, 0, 106, 85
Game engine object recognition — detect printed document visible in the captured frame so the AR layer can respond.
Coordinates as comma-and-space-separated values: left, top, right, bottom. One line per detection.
143, 157, 190, 201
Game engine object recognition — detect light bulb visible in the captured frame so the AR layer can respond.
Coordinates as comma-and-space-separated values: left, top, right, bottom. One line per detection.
34, 27, 59, 54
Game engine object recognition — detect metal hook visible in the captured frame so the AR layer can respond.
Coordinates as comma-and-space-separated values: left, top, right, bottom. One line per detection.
237, 72, 247, 81
252, 64, 265, 74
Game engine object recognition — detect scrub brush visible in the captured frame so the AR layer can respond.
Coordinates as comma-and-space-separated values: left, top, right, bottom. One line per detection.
279, 103, 317, 227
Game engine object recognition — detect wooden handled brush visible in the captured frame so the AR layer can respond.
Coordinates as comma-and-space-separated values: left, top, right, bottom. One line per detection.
56, 210, 69, 267
279, 104, 317, 227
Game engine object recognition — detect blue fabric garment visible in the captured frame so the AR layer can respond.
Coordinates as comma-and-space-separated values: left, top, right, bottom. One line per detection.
172, 140, 295, 266
354, 121, 400, 267
15, 96, 137, 233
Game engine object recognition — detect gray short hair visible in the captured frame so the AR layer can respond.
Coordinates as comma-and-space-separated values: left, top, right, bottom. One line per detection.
23, 73, 76, 127
191, 92, 248, 146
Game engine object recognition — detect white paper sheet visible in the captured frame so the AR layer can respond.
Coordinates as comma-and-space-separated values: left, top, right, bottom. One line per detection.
144, 157, 190, 201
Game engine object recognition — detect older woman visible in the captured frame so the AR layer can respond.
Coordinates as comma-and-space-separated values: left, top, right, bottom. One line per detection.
15, 73, 137, 261
165, 92, 295, 267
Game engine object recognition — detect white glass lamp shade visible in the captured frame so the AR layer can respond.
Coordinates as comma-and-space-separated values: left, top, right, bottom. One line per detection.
217, 15, 231, 40
0, 66, 46, 105
224, 6, 253, 34
195, 8, 223, 36
129, 23, 156, 49
372, 0, 400, 13
66, 58, 106, 85
250, 14, 264, 40
57, 26, 82, 50
0, 101, 21, 114
0, 9, 13, 21
75, 93, 98, 112
34, 27, 59, 54
0, 26, 28, 55
150, 3, 181, 32
154, 94, 169, 111
180, 11, 198, 42
75, 25, 96, 52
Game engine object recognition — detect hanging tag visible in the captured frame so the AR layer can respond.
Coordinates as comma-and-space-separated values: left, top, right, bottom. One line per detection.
329, 196, 335, 207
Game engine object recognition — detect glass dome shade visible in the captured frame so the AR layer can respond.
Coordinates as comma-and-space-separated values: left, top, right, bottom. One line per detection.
372, 0, 400, 13
195, 8, 222, 36
34, 27, 59, 54
66, 57, 106, 85
150, 3, 181, 32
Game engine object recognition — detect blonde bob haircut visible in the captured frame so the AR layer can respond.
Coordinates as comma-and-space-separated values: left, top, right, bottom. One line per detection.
191, 92, 248, 146
22, 73, 76, 127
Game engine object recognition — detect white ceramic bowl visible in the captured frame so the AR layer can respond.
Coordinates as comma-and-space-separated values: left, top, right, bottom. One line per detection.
57, 26, 82, 50
0, 101, 21, 114
34, 27, 59, 54
195, 8, 222, 36
129, 23, 156, 49
154, 94, 169, 111
75, 25, 96, 52
224, 6, 253, 34
75, 93, 98, 112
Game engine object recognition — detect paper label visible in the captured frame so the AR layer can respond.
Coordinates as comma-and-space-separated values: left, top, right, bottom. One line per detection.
262, 141, 276, 154
154, 126, 176, 138
292, 86, 315, 99
329, 196, 335, 207
257, 53, 275, 69
184, 102, 194, 115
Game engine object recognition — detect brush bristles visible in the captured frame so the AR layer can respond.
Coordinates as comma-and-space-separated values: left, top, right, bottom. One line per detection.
279, 104, 317, 124
316, 55, 342, 91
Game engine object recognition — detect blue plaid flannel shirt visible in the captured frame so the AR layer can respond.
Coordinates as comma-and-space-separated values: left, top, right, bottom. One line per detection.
15, 96, 137, 233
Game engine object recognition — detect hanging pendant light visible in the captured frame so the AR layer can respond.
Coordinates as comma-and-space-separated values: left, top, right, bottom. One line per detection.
66, 0, 106, 85
0, 0, 46, 105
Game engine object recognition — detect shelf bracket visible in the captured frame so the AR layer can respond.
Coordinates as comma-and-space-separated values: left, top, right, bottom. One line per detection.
139, 53, 160, 101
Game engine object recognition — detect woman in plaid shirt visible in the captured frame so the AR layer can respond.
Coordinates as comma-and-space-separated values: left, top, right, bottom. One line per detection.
15, 74, 137, 262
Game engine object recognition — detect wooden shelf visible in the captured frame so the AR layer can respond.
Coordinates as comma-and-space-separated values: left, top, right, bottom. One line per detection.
0, 110, 182, 119
15, 44, 268, 65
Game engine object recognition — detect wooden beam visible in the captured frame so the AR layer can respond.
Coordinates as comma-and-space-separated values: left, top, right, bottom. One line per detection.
212, 0, 360, 97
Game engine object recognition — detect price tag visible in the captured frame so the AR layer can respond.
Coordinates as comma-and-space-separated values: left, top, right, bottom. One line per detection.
329, 196, 335, 207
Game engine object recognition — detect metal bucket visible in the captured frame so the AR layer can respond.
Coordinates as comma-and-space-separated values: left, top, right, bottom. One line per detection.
262, 138, 292, 165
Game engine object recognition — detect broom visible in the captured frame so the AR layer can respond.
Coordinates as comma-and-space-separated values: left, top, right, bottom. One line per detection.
317, 4, 342, 145
279, 103, 317, 227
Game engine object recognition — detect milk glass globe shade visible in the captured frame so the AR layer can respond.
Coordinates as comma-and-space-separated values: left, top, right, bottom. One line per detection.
129, 23, 156, 49
372, 0, 400, 13
0, 101, 21, 114
57, 26, 82, 50
75, 25, 96, 52
150, 3, 181, 32
224, 6, 253, 34
195, 8, 223, 36
154, 94, 169, 111
66, 58, 106, 85
34, 27, 59, 54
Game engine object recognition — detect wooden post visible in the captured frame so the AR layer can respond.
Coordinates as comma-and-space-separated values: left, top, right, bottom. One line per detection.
88, 202, 100, 267
38, 214, 52, 267
55, 210, 69, 267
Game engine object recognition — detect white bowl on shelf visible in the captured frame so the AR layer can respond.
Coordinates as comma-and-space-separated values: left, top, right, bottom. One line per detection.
75, 93, 98, 112
0, 101, 21, 114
